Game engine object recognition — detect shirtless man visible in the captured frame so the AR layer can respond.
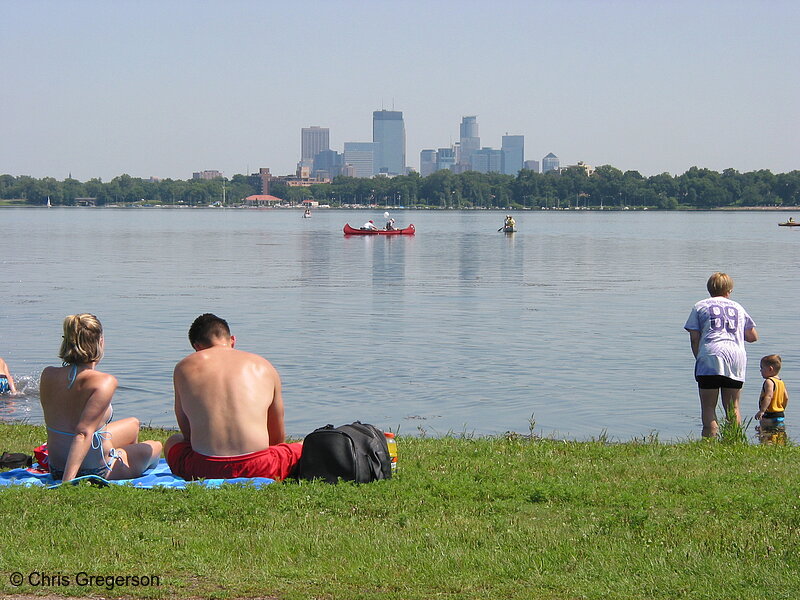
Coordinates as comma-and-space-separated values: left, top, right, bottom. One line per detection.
164, 314, 302, 480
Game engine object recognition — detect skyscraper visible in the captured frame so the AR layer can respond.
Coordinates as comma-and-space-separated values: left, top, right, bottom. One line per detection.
372, 110, 406, 175
501, 135, 524, 176
301, 126, 330, 165
313, 150, 343, 179
542, 152, 560, 173
459, 116, 480, 169
420, 149, 438, 177
343, 142, 379, 178
471, 148, 503, 174
436, 147, 456, 171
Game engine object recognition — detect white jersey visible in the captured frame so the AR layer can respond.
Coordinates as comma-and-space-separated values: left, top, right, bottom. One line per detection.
684, 296, 756, 381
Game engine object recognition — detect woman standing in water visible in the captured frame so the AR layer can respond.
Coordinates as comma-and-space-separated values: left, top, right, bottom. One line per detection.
39, 313, 162, 481
685, 273, 758, 437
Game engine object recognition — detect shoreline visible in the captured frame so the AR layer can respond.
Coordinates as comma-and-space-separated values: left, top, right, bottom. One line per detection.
0, 420, 776, 446
2, 203, 799, 211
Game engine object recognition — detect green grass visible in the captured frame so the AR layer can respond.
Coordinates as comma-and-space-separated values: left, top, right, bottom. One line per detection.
1, 423, 799, 599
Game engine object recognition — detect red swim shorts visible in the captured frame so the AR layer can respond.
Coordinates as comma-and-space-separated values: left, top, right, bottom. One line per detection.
167, 441, 303, 481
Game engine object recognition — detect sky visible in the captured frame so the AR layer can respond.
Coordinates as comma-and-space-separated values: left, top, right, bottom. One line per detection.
1, 0, 798, 182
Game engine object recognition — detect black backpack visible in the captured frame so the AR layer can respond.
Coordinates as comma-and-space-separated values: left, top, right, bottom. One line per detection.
293, 422, 392, 483
0, 452, 33, 470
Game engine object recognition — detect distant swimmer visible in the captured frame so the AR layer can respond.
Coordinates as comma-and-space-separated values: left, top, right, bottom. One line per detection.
0, 357, 16, 394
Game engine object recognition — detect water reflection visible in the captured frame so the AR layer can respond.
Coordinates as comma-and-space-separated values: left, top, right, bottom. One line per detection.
756, 423, 789, 446
2, 209, 799, 441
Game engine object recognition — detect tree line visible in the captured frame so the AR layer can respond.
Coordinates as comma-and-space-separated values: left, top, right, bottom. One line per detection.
2, 166, 799, 209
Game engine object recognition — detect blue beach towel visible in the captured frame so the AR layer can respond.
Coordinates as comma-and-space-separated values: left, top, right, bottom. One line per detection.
0, 459, 274, 489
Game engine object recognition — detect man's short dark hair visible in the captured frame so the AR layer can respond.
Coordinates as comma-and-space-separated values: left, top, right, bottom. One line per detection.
188, 313, 231, 347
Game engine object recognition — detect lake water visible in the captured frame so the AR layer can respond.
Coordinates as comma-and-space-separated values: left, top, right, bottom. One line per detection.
1, 207, 797, 442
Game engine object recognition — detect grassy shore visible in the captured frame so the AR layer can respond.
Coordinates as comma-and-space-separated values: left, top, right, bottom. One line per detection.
1, 423, 799, 600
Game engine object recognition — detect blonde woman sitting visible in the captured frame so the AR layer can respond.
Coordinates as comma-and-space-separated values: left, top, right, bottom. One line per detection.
39, 313, 162, 482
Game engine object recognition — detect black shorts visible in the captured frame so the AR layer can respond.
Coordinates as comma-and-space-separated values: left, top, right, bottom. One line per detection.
696, 375, 743, 390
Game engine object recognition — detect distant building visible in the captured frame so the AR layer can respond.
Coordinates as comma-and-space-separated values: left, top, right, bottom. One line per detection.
471, 147, 504, 174
459, 116, 480, 169
244, 194, 282, 207
542, 153, 560, 173
256, 167, 330, 192
501, 135, 524, 176
343, 142, 379, 178
523, 160, 539, 173
313, 149, 344, 179
301, 126, 330, 166
373, 110, 406, 175
563, 161, 595, 176
279, 166, 331, 187
436, 147, 456, 172
193, 170, 222, 180
420, 149, 438, 177
257, 168, 271, 194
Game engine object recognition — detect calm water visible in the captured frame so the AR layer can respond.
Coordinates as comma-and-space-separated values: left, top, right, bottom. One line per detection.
1, 207, 798, 442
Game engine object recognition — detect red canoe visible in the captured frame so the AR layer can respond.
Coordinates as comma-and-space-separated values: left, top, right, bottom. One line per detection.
343, 223, 415, 235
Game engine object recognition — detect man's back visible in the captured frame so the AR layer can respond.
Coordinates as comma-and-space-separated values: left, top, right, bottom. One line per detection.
174, 346, 284, 456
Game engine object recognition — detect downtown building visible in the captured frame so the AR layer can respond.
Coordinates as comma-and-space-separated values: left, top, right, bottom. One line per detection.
471, 148, 504, 174
343, 142, 379, 178
301, 126, 330, 169
501, 135, 524, 176
524, 160, 540, 173
372, 110, 406, 175
313, 149, 344, 179
542, 152, 560, 173
420, 149, 438, 177
418, 147, 458, 175
458, 116, 480, 171
192, 170, 222, 180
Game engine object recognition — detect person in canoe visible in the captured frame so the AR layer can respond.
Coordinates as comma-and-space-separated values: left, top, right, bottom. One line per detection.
385, 218, 396, 231
503, 215, 516, 231
361, 220, 379, 231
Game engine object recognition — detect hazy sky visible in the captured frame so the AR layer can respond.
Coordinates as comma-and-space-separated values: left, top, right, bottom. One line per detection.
2, 0, 798, 182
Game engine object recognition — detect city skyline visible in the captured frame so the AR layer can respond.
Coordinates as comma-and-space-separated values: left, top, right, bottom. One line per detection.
303, 112, 536, 179
2, 1, 798, 182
